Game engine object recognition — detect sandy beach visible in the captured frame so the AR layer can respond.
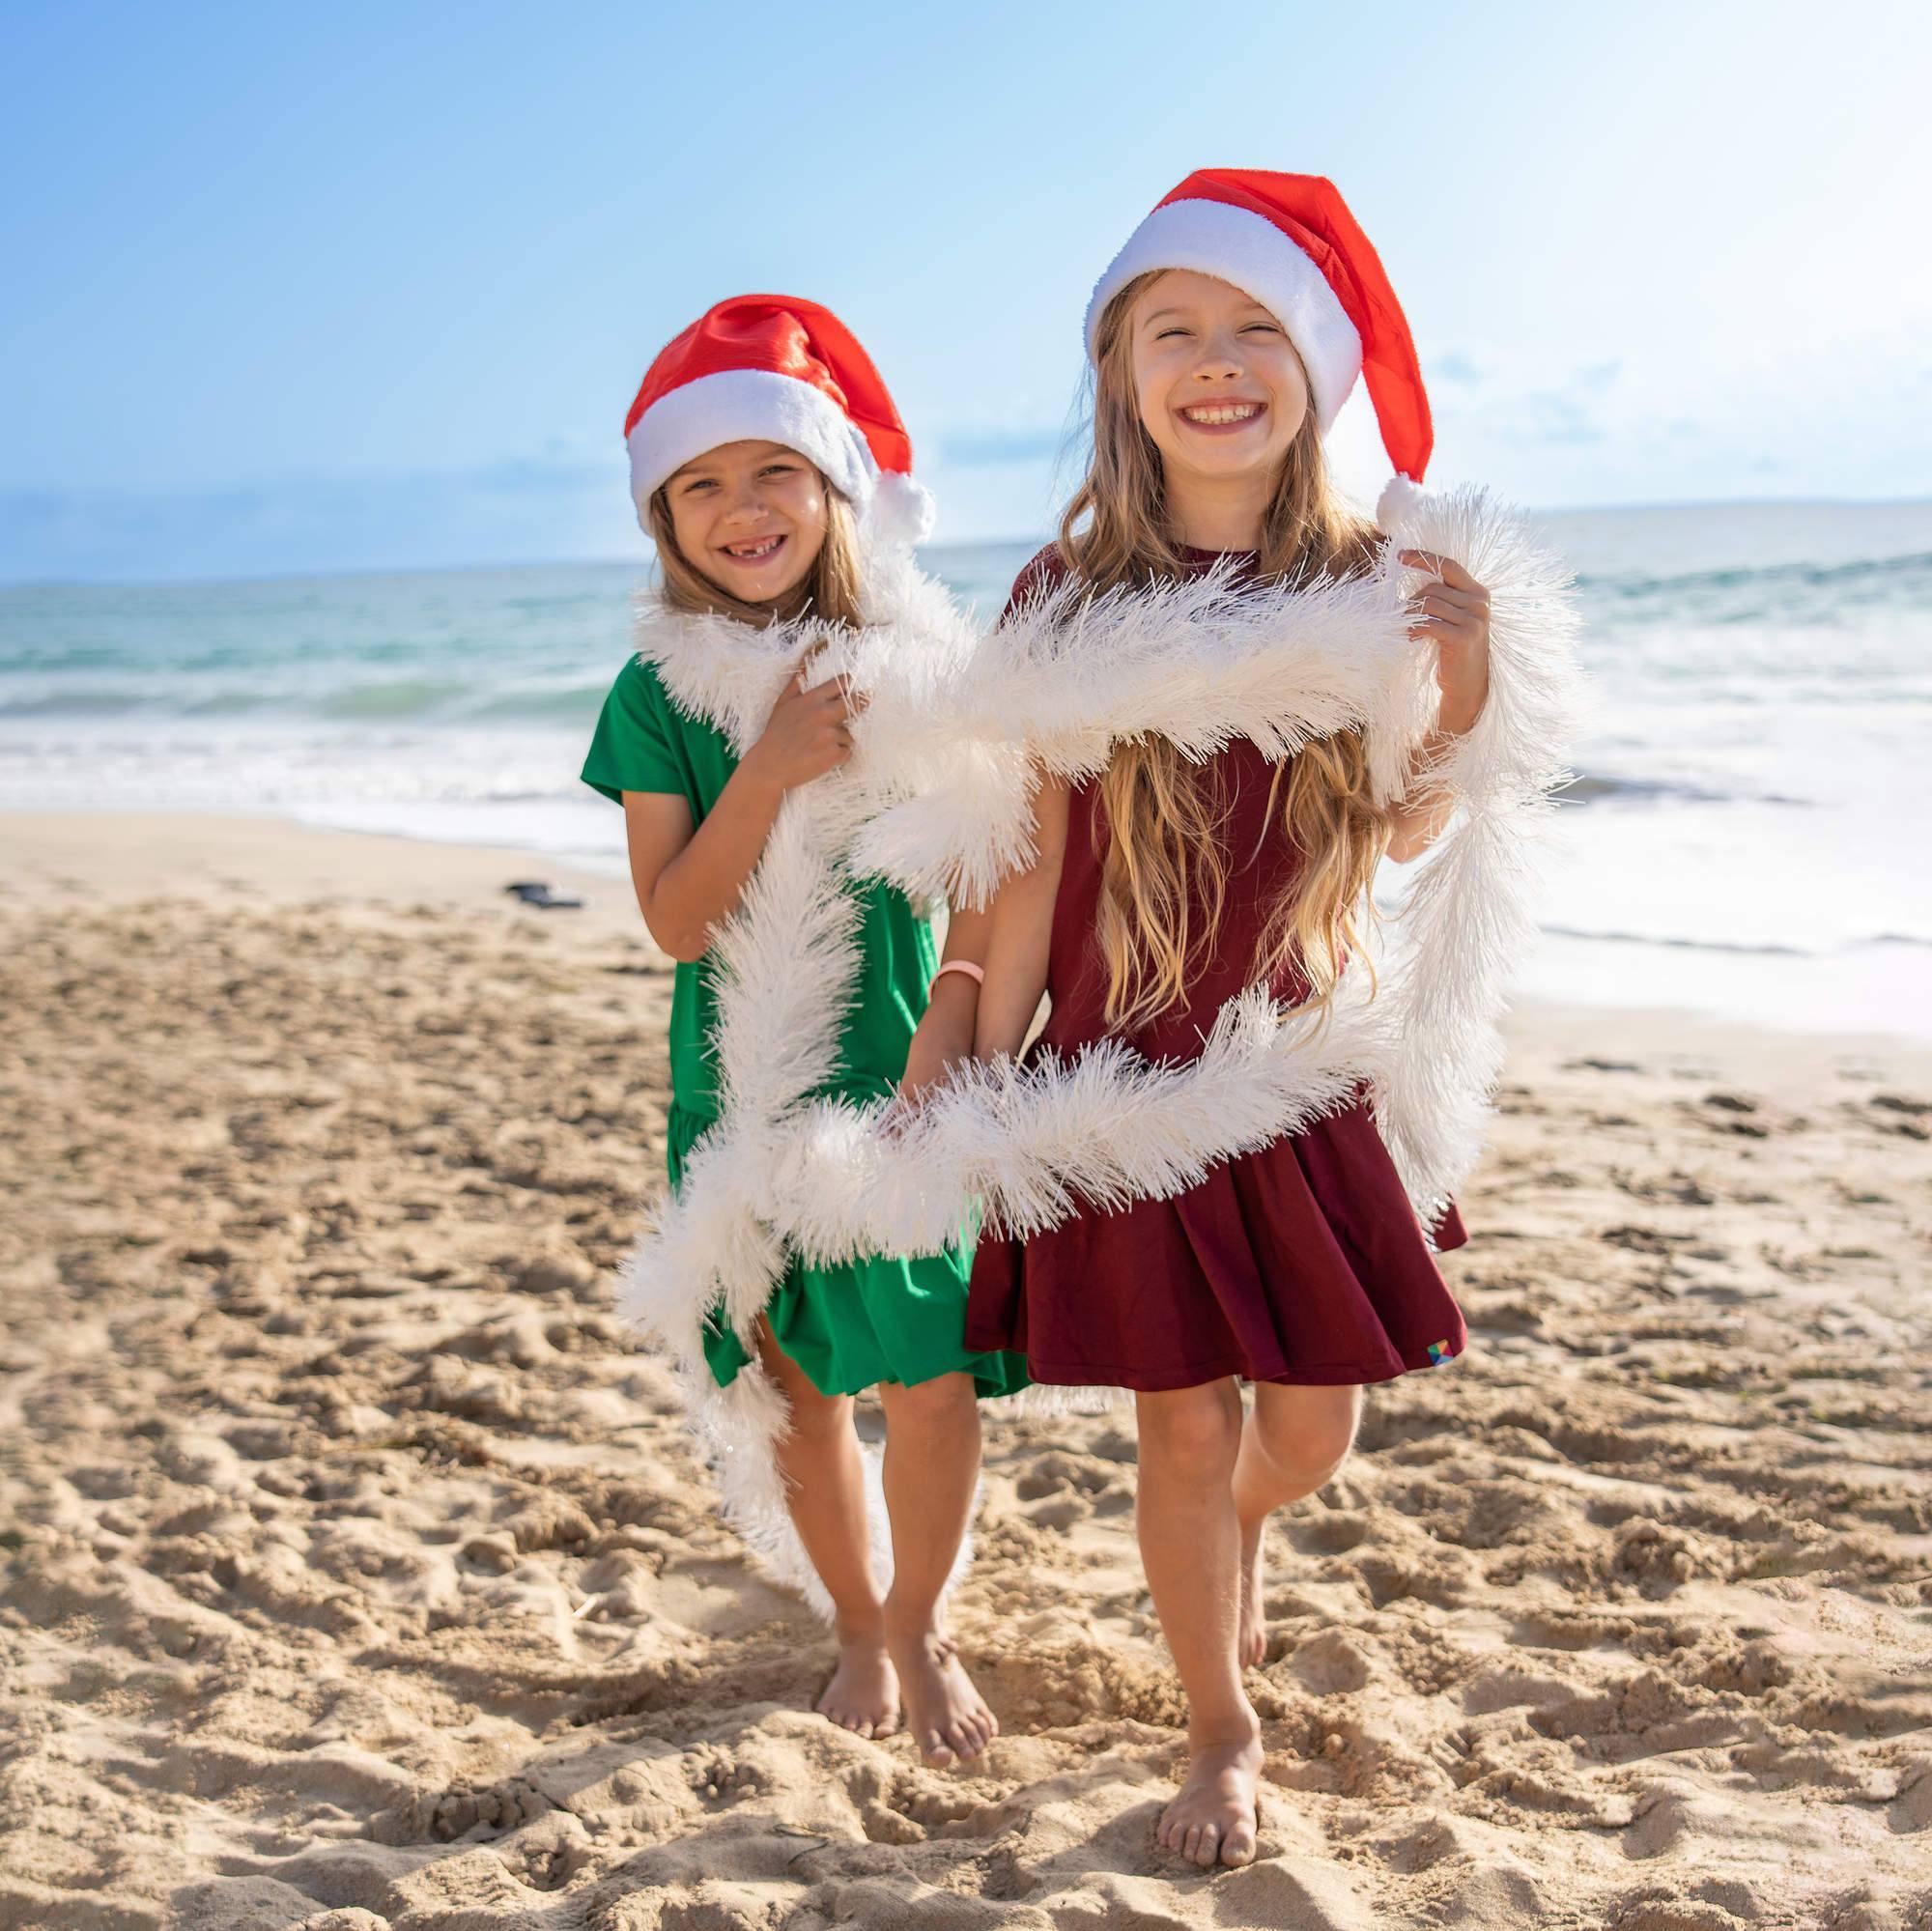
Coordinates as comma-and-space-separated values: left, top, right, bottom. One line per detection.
3, 811, 1928, 1931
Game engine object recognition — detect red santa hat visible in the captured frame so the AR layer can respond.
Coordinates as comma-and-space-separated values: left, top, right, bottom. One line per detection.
1084, 170, 1433, 484
624, 294, 934, 545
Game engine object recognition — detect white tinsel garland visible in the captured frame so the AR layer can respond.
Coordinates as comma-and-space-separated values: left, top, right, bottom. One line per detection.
617, 482, 1580, 1617
754, 483, 1580, 1266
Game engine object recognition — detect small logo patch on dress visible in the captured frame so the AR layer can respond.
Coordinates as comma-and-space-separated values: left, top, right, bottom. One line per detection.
1426, 1339, 1452, 1365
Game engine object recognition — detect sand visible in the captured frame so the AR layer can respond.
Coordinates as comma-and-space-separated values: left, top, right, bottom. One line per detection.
2, 812, 1929, 1931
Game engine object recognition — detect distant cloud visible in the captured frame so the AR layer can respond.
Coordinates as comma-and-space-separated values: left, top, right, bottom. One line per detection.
0, 462, 640, 583
1430, 351, 1487, 387
1492, 359, 1625, 447
1519, 391, 1605, 444
0, 442, 1083, 580
1428, 354, 1634, 453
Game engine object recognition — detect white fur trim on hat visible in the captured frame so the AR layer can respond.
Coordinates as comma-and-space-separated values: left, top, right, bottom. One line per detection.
1083, 198, 1364, 431
626, 368, 880, 524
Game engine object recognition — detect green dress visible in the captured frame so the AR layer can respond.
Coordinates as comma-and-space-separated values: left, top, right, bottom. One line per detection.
582, 655, 1028, 1402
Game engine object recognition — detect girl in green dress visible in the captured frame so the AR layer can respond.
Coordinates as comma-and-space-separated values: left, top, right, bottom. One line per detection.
583, 295, 1027, 1770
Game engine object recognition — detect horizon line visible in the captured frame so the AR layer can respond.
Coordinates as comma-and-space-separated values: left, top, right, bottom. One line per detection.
4, 491, 1929, 594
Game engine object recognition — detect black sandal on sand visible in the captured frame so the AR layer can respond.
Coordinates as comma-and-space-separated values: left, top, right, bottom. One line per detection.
503, 881, 583, 911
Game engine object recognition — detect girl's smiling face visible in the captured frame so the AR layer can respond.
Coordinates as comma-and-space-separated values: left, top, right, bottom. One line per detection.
1128, 270, 1309, 488
663, 439, 829, 604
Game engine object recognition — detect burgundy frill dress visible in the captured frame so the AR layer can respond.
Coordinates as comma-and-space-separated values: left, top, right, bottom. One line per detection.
962, 546, 1469, 1393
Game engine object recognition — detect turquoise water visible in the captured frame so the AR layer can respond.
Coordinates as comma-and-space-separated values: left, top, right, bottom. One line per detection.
4, 506, 1929, 1035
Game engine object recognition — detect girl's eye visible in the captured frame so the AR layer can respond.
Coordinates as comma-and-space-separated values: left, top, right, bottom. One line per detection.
682, 478, 718, 495
760, 464, 799, 478
1242, 322, 1281, 335
1155, 327, 1191, 341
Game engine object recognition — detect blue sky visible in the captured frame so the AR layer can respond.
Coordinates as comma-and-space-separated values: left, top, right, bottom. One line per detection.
4, 0, 1928, 581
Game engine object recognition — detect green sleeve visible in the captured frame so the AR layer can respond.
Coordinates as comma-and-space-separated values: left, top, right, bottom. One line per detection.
581, 658, 689, 806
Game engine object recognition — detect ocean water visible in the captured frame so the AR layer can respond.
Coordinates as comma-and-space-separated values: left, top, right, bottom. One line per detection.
3, 503, 1928, 1038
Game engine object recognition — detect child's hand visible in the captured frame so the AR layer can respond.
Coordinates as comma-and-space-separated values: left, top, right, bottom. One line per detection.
742, 647, 868, 793
1401, 551, 1492, 736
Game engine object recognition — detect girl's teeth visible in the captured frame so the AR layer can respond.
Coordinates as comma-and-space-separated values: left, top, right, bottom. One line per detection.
1185, 403, 1260, 425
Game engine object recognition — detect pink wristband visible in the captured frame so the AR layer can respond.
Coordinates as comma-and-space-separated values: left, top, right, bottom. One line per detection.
932, 958, 984, 988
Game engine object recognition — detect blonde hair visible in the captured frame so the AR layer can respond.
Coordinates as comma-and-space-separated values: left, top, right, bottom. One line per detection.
646, 469, 866, 629
1060, 271, 1389, 1032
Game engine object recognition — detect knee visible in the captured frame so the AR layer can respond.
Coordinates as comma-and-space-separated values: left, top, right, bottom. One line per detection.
1138, 1386, 1242, 1483
780, 1382, 854, 1447
881, 1371, 976, 1434
1255, 1389, 1360, 1489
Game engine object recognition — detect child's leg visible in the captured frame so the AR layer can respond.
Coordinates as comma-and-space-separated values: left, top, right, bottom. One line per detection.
1231, 1382, 1364, 1665
1135, 1379, 1263, 1869
875, 1371, 997, 1770
753, 1320, 897, 1736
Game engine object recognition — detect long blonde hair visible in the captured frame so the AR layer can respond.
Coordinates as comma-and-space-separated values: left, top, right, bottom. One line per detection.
646, 472, 866, 629
1061, 272, 1389, 1032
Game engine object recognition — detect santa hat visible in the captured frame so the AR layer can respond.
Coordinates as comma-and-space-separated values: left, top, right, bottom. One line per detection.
1085, 170, 1433, 484
624, 294, 935, 545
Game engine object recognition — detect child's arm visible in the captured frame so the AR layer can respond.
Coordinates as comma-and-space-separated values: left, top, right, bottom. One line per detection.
623, 664, 862, 961
1387, 548, 1492, 864
1385, 729, 1463, 864
974, 773, 1069, 1059
899, 904, 990, 1104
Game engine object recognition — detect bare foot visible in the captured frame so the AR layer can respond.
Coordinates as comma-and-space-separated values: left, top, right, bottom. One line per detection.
1158, 1722, 1263, 1868
886, 1612, 997, 1769
1237, 1518, 1267, 1669
816, 1630, 899, 1739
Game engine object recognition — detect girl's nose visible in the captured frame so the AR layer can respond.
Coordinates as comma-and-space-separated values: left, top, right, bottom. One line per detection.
1194, 336, 1244, 379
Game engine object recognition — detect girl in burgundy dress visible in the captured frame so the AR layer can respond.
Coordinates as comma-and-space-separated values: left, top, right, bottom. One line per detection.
958, 173, 1509, 1868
